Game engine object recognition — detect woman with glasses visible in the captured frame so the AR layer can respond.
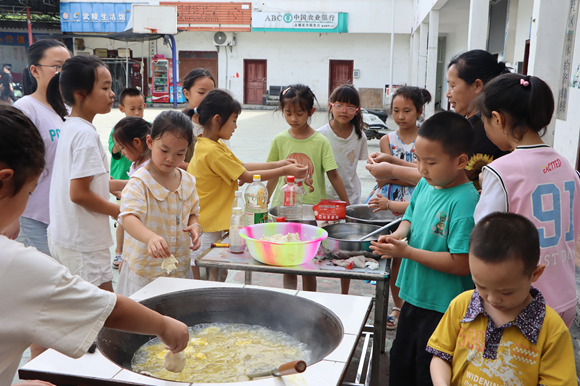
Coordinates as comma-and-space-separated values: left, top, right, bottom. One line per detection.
3, 41, 70, 260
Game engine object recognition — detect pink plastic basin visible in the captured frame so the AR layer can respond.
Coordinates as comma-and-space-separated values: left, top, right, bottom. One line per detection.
239, 223, 328, 266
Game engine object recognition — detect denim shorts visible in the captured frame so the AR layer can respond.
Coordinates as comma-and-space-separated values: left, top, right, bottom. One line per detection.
16, 217, 51, 256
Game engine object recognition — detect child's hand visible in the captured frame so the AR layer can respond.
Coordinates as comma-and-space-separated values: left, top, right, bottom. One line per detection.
368, 193, 389, 212
366, 162, 394, 180
158, 315, 190, 353
184, 224, 202, 251
370, 237, 408, 259
286, 164, 309, 180
148, 235, 171, 258
367, 152, 389, 164
278, 159, 297, 167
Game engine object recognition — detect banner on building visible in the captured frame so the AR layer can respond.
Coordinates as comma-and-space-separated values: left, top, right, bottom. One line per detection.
60, 2, 132, 33
0, 32, 29, 46
252, 12, 348, 33
160, 2, 251, 32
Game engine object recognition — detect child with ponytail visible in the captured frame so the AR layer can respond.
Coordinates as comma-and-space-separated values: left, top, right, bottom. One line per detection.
46, 55, 119, 292
475, 73, 580, 328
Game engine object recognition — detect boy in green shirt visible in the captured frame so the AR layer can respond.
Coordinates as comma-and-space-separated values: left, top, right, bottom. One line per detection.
109, 88, 145, 268
370, 111, 479, 386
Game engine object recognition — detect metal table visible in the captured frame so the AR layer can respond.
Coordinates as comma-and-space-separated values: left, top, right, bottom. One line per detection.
196, 239, 391, 386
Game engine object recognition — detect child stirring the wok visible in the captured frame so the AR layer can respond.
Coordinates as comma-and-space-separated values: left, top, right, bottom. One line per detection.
0, 105, 189, 385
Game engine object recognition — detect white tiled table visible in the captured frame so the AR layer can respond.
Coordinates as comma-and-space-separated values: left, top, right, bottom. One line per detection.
19, 278, 372, 386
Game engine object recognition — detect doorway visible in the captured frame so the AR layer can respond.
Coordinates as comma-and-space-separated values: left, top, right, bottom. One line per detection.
244, 59, 267, 105
329, 60, 354, 97
178, 51, 218, 83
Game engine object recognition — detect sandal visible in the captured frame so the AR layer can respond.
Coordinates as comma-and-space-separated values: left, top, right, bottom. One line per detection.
386, 307, 401, 330
112, 255, 122, 269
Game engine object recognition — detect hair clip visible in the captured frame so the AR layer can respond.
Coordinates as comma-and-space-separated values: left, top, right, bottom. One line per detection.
193, 107, 199, 115
282, 87, 291, 95
520, 78, 529, 87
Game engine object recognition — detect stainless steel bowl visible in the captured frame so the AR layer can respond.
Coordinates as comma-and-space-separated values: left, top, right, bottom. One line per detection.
321, 223, 393, 259
269, 205, 317, 226
346, 204, 398, 226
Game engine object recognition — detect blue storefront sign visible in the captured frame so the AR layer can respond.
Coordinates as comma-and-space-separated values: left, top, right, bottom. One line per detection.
0, 32, 29, 46
60, 2, 132, 33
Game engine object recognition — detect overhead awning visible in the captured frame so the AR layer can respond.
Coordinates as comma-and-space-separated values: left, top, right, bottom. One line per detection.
34, 28, 170, 42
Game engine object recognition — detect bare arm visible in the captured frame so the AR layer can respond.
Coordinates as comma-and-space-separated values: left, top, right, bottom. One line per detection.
370, 236, 471, 276
377, 178, 415, 187
183, 214, 201, 251
70, 177, 120, 218
121, 214, 171, 258
238, 163, 308, 184
384, 219, 411, 240
109, 179, 128, 193
366, 162, 422, 186
105, 295, 189, 353
368, 194, 410, 214
326, 169, 350, 205
430, 356, 452, 386
243, 160, 291, 171
266, 178, 277, 204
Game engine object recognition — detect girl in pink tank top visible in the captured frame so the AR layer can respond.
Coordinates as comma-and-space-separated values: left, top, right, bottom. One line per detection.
475, 74, 580, 327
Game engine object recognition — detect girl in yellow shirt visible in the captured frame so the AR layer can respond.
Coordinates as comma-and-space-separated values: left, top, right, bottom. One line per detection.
187, 89, 307, 281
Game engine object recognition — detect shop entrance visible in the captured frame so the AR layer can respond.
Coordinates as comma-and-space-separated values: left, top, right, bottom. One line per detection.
329, 60, 354, 96
178, 51, 218, 83
244, 59, 267, 105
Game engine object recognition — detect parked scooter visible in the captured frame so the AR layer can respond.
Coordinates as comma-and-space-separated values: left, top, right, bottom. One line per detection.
362, 108, 392, 140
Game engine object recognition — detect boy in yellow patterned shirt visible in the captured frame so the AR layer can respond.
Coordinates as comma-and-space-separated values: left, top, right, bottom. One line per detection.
427, 213, 576, 386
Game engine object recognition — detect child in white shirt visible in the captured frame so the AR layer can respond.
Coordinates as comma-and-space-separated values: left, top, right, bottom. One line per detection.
47, 55, 120, 292
0, 104, 189, 386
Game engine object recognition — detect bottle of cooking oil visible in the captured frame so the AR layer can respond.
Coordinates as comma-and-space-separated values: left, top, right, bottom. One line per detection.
244, 175, 268, 226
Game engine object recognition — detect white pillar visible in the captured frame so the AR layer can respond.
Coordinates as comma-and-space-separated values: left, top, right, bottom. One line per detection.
411, 31, 419, 86
426, 11, 439, 117
467, 0, 489, 50
388, 0, 396, 105
418, 22, 428, 89
528, 0, 568, 147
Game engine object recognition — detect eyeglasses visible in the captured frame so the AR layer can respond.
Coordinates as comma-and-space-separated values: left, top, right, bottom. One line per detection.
35, 64, 63, 71
330, 103, 359, 114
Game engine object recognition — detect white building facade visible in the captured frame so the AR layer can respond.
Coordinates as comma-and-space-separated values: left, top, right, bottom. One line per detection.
407, 0, 579, 169
74, 0, 413, 108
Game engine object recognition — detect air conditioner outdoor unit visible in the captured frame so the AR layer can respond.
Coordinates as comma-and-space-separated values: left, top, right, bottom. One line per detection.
214, 32, 236, 46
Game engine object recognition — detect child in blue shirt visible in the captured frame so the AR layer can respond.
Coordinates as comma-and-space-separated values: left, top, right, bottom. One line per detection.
370, 111, 479, 386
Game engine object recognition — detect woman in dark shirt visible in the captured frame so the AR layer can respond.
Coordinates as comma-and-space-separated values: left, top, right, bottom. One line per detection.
367, 49, 511, 190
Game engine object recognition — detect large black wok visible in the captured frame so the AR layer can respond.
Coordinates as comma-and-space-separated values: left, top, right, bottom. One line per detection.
97, 288, 344, 375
